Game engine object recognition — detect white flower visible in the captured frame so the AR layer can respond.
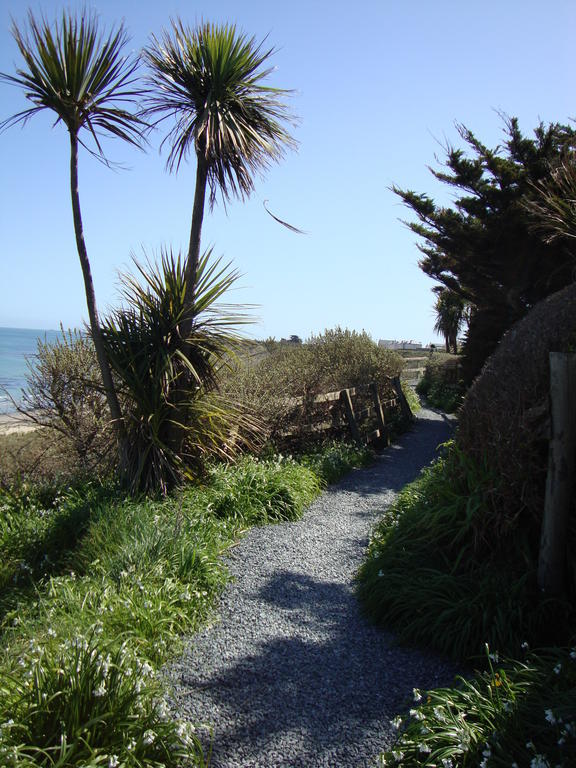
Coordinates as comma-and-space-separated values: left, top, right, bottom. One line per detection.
413, 688, 422, 702
143, 729, 156, 745
140, 661, 154, 677
93, 684, 106, 698
553, 663, 562, 675
489, 651, 499, 662
390, 715, 402, 730
521, 641, 530, 651
108, 756, 119, 768
442, 758, 453, 768
378, 570, 384, 578
545, 709, 557, 725
530, 756, 550, 768
418, 743, 431, 753
570, 649, 576, 660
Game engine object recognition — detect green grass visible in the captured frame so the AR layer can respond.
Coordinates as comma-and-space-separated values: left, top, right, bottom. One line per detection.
357, 443, 573, 661
0, 444, 358, 766
358, 441, 576, 766
379, 646, 576, 766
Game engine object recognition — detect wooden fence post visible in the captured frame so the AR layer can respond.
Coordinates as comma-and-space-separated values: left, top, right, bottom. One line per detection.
392, 376, 414, 423
538, 352, 576, 596
370, 382, 390, 446
340, 388, 362, 446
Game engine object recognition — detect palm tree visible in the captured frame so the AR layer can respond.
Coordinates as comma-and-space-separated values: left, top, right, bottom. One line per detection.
142, 20, 296, 324
100, 249, 261, 494
0, 10, 147, 456
433, 287, 467, 353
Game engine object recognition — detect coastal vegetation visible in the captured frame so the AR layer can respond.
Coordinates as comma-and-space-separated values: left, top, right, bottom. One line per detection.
2, 6, 576, 768
358, 121, 576, 765
394, 118, 576, 383
0, 10, 147, 465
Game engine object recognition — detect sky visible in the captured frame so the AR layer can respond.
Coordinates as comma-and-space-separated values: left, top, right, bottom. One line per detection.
0, 0, 574, 345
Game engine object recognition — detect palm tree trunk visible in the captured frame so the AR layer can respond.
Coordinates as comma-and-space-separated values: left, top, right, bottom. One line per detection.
68, 132, 127, 447
166, 151, 209, 457
183, 151, 209, 325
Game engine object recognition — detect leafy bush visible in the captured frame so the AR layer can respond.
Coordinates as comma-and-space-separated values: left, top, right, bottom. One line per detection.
221, 327, 403, 446
2, 329, 114, 486
416, 354, 463, 413
357, 443, 575, 661
380, 646, 576, 767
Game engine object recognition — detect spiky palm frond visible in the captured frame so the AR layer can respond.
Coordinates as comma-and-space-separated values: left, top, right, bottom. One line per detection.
143, 19, 296, 204
0, 10, 146, 155
101, 248, 261, 494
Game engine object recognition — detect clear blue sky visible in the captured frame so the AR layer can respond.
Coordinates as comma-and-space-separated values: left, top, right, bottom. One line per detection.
0, 0, 574, 344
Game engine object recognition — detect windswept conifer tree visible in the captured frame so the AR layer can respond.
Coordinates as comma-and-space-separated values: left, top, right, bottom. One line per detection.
394, 118, 576, 381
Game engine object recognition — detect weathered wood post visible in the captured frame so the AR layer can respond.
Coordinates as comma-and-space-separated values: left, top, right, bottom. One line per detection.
370, 381, 390, 446
340, 388, 362, 446
392, 376, 414, 423
538, 352, 576, 596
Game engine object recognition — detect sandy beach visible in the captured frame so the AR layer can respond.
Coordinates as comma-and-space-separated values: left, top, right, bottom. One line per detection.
0, 411, 41, 436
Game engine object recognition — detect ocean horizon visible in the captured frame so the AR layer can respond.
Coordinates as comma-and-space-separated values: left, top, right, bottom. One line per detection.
0, 326, 62, 414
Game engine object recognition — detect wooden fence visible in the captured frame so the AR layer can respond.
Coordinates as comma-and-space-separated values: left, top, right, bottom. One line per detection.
278, 376, 413, 449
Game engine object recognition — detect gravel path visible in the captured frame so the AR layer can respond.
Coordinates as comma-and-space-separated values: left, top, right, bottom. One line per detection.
167, 408, 459, 767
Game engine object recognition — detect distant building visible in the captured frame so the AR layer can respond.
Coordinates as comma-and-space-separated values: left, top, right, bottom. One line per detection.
378, 339, 423, 351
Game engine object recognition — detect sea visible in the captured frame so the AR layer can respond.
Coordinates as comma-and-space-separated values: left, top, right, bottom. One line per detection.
0, 327, 62, 414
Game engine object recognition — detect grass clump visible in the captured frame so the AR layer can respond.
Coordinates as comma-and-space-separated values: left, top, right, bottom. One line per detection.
358, 441, 576, 766
357, 443, 574, 661
205, 456, 323, 525
0, 450, 331, 765
299, 441, 374, 484
379, 646, 576, 767
0, 629, 204, 767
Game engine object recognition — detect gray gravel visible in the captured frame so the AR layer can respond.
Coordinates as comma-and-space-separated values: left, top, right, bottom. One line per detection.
167, 408, 459, 767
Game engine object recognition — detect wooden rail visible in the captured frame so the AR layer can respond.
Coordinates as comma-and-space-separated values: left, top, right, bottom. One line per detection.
278, 376, 413, 448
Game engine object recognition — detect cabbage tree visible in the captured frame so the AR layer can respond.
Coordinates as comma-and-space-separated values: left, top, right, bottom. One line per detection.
143, 20, 296, 323
0, 10, 147, 454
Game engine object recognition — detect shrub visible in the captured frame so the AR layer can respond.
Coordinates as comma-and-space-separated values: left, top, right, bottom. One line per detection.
416, 354, 463, 413
221, 327, 403, 446
6, 329, 114, 485
357, 444, 575, 661
457, 282, 576, 546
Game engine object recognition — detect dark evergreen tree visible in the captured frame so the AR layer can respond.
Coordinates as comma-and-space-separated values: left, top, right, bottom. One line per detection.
393, 118, 576, 382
